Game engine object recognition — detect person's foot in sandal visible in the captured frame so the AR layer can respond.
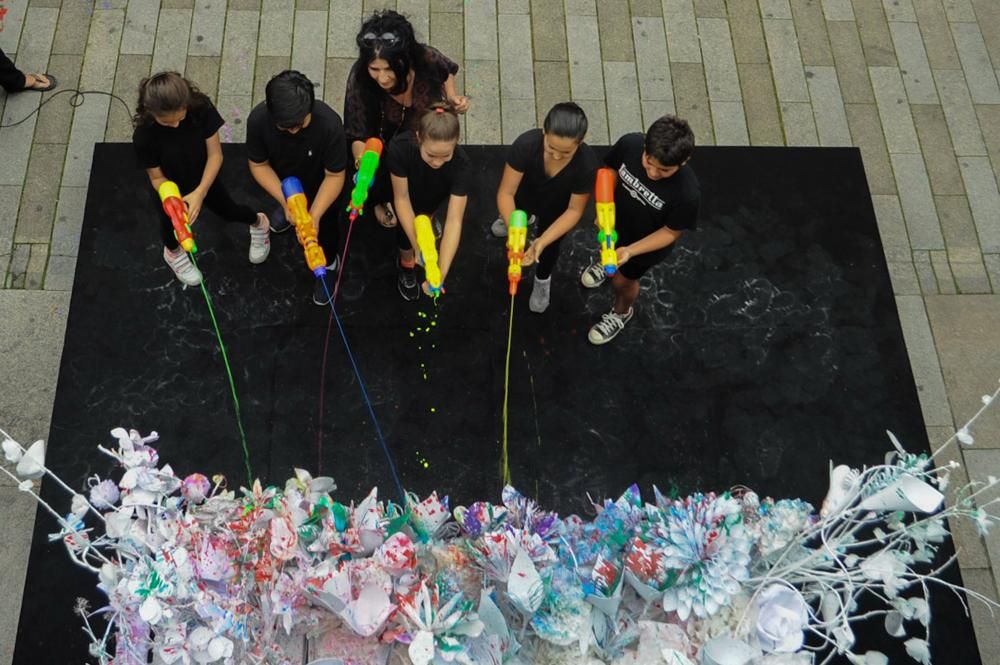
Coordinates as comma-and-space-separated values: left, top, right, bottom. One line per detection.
22, 73, 57, 92
374, 202, 397, 228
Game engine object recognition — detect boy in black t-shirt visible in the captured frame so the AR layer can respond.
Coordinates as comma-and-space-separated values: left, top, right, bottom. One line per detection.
247, 70, 348, 306
581, 116, 700, 345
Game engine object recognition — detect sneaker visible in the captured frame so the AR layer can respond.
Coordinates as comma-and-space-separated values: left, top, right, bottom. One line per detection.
163, 247, 203, 286
580, 261, 608, 289
587, 307, 634, 345
312, 256, 340, 306
433, 216, 443, 240
490, 214, 536, 238
248, 213, 270, 264
529, 275, 551, 313
268, 205, 292, 234
397, 261, 420, 301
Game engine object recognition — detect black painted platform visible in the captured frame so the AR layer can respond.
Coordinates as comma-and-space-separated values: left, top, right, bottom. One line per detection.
14, 144, 980, 663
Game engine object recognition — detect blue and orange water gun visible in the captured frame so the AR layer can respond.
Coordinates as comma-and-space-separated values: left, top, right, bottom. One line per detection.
281, 177, 327, 277
158, 181, 197, 253
595, 168, 618, 276
347, 138, 384, 222
506, 210, 528, 295
414, 215, 443, 295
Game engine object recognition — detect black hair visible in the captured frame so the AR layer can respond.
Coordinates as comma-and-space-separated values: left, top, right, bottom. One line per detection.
542, 102, 588, 141
644, 115, 695, 167
353, 10, 421, 97
133, 71, 207, 128
265, 70, 316, 128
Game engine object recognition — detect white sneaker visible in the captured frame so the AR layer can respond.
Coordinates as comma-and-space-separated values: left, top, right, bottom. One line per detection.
163, 247, 202, 286
580, 261, 607, 289
490, 214, 536, 237
249, 213, 270, 264
529, 275, 551, 313
587, 307, 634, 345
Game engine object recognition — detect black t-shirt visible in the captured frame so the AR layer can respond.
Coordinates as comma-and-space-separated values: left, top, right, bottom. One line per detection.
603, 133, 699, 247
387, 131, 471, 214
132, 97, 224, 193
507, 128, 599, 222
246, 100, 348, 197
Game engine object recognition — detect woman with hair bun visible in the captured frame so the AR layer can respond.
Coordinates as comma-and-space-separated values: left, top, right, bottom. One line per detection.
344, 10, 468, 229
387, 103, 470, 301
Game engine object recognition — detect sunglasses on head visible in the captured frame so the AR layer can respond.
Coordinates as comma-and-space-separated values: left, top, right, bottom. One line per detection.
361, 31, 399, 47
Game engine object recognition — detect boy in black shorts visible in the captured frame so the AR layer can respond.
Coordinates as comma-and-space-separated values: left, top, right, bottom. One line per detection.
581, 116, 699, 345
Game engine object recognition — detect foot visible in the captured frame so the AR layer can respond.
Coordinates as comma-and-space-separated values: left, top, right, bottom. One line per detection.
248, 213, 270, 264
587, 307, 634, 345
23, 73, 57, 92
490, 213, 536, 238
163, 247, 202, 286
375, 203, 397, 228
268, 205, 292, 233
580, 261, 607, 289
397, 260, 420, 301
312, 256, 340, 306
433, 216, 443, 240
529, 275, 551, 313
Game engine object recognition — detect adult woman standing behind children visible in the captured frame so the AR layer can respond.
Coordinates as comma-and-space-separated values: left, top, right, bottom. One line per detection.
343, 10, 469, 228
388, 104, 470, 301
133, 72, 270, 286
493, 102, 599, 313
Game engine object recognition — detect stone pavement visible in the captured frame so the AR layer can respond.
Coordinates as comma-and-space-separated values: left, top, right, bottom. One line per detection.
1, 0, 999, 661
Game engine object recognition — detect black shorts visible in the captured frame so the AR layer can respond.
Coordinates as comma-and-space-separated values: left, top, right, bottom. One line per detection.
616, 248, 669, 280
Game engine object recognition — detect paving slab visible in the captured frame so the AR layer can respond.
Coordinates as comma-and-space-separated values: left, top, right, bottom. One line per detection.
218, 10, 259, 97
936, 194, 985, 256
598, 0, 635, 62
641, 99, 677, 126
151, 8, 193, 73
694, 0, 726, 17
789, 0, 834, 66
14, 144, 66, 245
216, 94, 252, 142
48, 186, 89, 258
891, 152, 944, 250
709, 100, 749, 145
529, 0, 567, 61
189, 0, 227, 56
566, 14, 605, 100
52, 0, 93, 56
398, 0, 430, 41
662, 0, 702, 63
185, 55, 222, 99
914, 249, 938, 294
107, 54, 153, 143
573, 98, 610, 144
959, 567, 1000, 665
33, 54, 83, 145
911, 103, 967, 196
844, 102, 896, 194
763, 18, 809, 102
671, 62, 714, 145
698, 17, 741, 102
726, 0, 768, 64
826, 19, 875, 104
912, 0, 961, 70
464, 60, 501, 143
738, 62, 783, 146
464, 0, 497, 61
759, 0, 792, 19
631, 0, 662, 16
632, 16, 673, 102
500, 97, 536, 144
972, 0, 1000, 68
882, 0, 916, 21
327, 0, 362, 58
869, 65, 920, 153
25, 244, 49, 290
958, 156, 1000, 253
604, 61, 643, 142
323, 57, 353, 112
951, 22, 1000, 104
950, 258, 993, 295
805, 65, 851, 147
931, 249, 957, 294
780, 101, 817, 146
291, 10, 328, 92
887, 260, 921, 295
985, 255, 1000, 293
894, 294, 953, 427
852, 0, 897, 66
498, 13, 534, 100
889, 20, 937, 104
532, 61, 571, 127
0, 186, 21, 275
259, 0, 295, 58
821, 0, 855, 21
121, 0, 160, 55
872, 194, 912, 261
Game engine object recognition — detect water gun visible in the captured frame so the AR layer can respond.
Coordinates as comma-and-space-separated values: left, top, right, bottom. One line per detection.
158, 181, 197, 253
346, 138, 384, 222
506, 210, 528, 295
414, 214, 442, 295
281, 177, 328, 277
595, 167, 618, 276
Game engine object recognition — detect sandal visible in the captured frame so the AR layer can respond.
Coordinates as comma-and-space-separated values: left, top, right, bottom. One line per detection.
23, 73, 58, 92
375, 202, 397, 228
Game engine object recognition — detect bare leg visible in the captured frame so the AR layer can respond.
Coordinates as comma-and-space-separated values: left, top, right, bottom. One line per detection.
611, 272, 640, 314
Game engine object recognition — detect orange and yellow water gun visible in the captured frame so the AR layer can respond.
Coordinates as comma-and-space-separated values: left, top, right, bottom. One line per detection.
595, 168, 618, 276
414, 214, 442, 295
347, 138, 384, 222
158, 181, 196, 253
506, 210, 528, 295
281, 177, 328, 277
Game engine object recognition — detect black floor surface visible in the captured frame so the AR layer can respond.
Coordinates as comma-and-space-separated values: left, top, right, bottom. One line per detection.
14, 144, 981, 663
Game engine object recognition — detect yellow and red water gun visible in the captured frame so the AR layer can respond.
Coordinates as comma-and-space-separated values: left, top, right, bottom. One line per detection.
346, 138, 384, 222
506, 210, 528, 295
595, 167, 618, 276
158, 181, 197, 253
281, 177, 328, 277
414, 214, 442, 295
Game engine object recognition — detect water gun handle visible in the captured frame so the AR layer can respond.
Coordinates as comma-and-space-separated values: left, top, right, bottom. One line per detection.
281, 177, 328, 277
506, 209, 528, 295
158, 181, 197, 253
347, 137, 384, 221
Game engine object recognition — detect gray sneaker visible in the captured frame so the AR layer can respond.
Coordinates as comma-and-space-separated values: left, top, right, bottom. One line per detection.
248, 213, 271, 264
529, 275, 551, 313
163, 247, 202, 286
490, 214, 536, 237
580, 261, 607, 288
587, 307, 634, 345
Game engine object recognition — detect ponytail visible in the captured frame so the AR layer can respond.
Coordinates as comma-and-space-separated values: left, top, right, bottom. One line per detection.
417, 101, 460, 143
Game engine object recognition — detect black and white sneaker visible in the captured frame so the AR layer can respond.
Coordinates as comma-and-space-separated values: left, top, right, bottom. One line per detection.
312, 256, 340, 306
580, 261, 608, 289
587, 307, 634, 345
397, 261, 420, 301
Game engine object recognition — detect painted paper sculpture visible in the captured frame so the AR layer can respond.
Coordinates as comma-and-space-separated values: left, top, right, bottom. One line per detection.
2, 383, 999, 665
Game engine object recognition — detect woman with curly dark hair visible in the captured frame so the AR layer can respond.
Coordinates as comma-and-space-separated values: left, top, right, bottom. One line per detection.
132, 71, 269, 285
343, 10, 468, 228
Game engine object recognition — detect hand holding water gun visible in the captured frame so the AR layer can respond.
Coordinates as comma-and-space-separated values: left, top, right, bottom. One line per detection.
595, 167, 618, 276
506, 209, 528, 295
281, 177, 328, 277
347, 138, 384, 222
414, 214, 443, 295
158, 181, 197, 253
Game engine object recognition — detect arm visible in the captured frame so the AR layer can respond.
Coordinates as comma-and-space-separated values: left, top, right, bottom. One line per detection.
618, 226, 682, 265
351, 140, 367, 166
443, 74, 469, 113
184, 132, 224, 223
495, 164, 524, 226
391, 173, 419, 251
437, 193, 468, 281
145, 166, 168, 193
523, 192, 589, 266
248, 159, 289, 215
309, 169, 347, 229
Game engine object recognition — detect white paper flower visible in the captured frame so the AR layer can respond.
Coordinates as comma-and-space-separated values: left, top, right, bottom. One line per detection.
754, 585, 809, 653
2, 437, 23, 463
88, 478, 120, 509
